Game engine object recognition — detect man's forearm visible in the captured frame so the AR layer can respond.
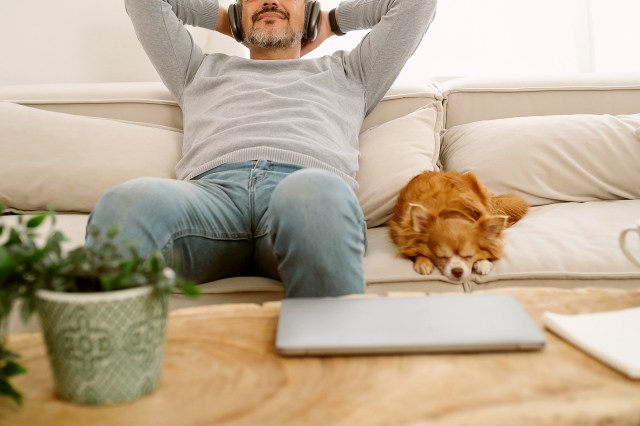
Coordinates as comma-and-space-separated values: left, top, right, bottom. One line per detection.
338, 0, 437, 114
336, 0, 434, 32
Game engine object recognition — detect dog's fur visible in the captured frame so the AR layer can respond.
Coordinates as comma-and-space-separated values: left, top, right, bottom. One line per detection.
389, 171, 528, 281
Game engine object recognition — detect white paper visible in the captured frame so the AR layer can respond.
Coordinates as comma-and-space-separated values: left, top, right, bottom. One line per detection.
542, 307, 640, 379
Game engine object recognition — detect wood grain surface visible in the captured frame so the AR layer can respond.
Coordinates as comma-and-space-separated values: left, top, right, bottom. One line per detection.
1, 287, 640, 426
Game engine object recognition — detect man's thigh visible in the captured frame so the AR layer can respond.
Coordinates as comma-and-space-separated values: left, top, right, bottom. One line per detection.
254, 168, 367, 296
88, 172, 255, 283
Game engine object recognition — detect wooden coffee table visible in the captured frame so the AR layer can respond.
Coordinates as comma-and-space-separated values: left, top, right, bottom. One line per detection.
2, 287, 640, 425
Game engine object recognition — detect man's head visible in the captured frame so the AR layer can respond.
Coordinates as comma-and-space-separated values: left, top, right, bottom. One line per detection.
237, 0, 307, 50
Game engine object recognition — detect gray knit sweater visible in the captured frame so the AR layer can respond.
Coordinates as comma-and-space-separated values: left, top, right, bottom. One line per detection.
125, 0, 436, 189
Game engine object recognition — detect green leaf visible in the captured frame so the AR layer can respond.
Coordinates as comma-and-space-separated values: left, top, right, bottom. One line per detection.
8, 228, 21, 245
178, 281, 202, 298
0, 378, 23, 407
0, 246, 17, 278
106, 226, 120, 240
1, 361, 27, 377
99, 274, 115, 292
0, 348, 25, 407
88, 224, 101, 239
26, 214, 47, 229
0, 348, 19, 362
149, 254, 161, 274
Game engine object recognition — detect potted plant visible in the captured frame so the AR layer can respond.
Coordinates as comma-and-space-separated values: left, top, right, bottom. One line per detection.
0, 206, 200, 405
0, 210, 50, 406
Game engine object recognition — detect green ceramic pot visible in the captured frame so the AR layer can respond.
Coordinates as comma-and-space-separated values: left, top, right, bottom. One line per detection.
36, 286, 168, 405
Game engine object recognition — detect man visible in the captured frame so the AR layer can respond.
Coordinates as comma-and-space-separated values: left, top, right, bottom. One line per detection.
88, 0, 436, 297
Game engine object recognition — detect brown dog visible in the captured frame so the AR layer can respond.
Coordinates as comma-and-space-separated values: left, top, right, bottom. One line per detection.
389, 171, 528, 281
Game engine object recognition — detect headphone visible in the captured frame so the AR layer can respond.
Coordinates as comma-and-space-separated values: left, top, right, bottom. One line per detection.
228, 0, 321, 43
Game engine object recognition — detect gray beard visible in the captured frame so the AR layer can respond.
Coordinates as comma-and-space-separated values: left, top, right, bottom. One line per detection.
246, 27, 303, 50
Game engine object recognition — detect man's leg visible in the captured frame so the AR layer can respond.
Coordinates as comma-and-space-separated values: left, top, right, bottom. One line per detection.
86, 167, 256, 283
264, 169, 367, 297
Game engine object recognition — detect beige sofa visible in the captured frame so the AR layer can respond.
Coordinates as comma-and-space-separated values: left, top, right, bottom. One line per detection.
2, 73, 640, 319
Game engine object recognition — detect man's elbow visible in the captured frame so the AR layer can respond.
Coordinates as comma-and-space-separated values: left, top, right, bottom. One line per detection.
124, 0, 149, 16
422, 0, 437, 18
398, 0, 437, 25
416, 0, 437, 29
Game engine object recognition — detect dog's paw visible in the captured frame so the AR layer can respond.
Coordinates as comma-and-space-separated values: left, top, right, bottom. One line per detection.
413, 257, 434, 275
473, 259, 493, 275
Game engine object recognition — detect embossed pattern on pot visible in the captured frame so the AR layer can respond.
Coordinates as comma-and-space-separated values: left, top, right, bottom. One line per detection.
36, 286, 168, 405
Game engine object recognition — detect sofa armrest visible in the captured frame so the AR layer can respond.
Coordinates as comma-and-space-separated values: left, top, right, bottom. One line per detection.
0, 82, 182, 131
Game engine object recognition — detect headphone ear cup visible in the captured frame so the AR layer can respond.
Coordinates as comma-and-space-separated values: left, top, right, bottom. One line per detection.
304, 1, 321, 41
228, 3, 244, 42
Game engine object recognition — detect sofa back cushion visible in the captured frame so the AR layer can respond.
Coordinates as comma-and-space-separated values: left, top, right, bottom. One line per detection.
357, 102, 442, 228
0, 97, 443, 222
0, 102, 182, 213
441, 113, 640, 206
1, 82, 443, 223
0, 81, 441, 136
0, 82, 183, 131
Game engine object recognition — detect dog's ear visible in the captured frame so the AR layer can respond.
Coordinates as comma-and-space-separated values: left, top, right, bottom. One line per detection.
478, 215, 508, 238
408, 203, 434, 233
462, 171, 480, 190
462, 171, 491, 201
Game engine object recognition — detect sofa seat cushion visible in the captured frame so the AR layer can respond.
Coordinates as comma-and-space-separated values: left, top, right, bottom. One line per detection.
364, 226, 458, 291
0, 102, 182, 213
470, 200, 640, 289
1, 211, 464, 296
5, 200, 638, 299
0, 213, 89, 253
441, 113, 640, 206
364, 200, 640, 291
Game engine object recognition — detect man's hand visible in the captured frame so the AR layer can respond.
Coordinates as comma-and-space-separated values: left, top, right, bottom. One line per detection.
301, 10, 333, 57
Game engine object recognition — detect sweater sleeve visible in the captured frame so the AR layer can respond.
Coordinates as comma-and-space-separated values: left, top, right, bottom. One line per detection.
337, 0, 437, 115
124, 0, 219, 103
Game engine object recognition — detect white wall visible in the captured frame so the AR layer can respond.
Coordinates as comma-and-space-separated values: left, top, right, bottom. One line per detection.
310, 0, 640, 81
3, 0, 639, 86
0, 0, 244, 85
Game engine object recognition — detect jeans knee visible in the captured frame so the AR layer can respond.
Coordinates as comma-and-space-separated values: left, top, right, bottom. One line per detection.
87, 177, 181, 254
266, 170, 367, 297
89, 177, 177, 235
93, 178, 156, 217
270, 169, 360, 217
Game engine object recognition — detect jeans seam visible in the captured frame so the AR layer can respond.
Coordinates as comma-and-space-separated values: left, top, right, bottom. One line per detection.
161, 231, 252, 253
254, 230, 269, 239
249, 172, 257, 237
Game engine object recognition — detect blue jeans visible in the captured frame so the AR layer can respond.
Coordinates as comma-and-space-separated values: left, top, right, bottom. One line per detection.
86, 161, 367, 297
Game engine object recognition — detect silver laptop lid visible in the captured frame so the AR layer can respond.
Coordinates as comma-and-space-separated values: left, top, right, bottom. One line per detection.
276, 293, 546, 356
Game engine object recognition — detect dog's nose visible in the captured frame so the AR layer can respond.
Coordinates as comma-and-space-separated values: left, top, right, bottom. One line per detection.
451, 267, 464, 278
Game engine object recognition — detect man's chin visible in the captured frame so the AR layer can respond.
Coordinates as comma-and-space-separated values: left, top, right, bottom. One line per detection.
246, 29, 303, 50
252, 20, 290, 35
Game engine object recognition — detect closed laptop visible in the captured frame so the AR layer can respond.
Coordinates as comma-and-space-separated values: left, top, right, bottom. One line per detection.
276, 293, 546, 356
